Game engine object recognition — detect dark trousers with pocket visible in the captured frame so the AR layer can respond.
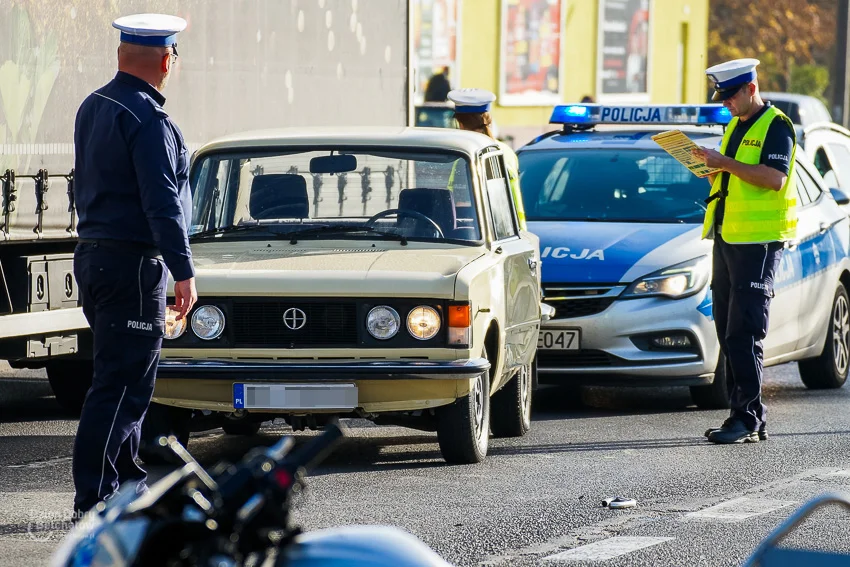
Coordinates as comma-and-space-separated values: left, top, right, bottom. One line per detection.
712, 235, 784, 431
72, 241, 167, 514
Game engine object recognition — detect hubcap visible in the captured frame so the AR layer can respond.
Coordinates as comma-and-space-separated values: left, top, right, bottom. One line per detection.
833, 294, 850, 375
472, 375, 485, 439
519, 364, 531, 421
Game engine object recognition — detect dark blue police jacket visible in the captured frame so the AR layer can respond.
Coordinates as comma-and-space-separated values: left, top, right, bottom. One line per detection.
74, 71, 194, 282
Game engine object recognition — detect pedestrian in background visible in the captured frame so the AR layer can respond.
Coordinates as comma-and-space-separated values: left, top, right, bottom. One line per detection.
693, 58, 797, 444
71, 13, 197, 516
424, 66, 452, 102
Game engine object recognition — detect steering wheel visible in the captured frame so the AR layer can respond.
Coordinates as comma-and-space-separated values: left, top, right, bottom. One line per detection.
365, 208, 445, 238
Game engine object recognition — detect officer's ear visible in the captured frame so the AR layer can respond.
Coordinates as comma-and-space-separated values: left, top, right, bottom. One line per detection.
161, 52, 171, 74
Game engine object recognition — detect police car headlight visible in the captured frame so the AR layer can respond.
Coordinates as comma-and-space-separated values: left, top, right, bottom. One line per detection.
623, 256, 710, 299
164, 306, 187, 340
407, 306, 441, 340
367, 306, 401, 340
191, 305, 226, 340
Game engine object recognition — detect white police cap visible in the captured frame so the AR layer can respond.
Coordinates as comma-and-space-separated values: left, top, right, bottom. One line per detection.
705, 58, 760, 101
447, 88, 497, 113
112, 13, 187, 49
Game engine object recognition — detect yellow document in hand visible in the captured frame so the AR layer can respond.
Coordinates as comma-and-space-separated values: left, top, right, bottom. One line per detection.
651, 130, 723, 178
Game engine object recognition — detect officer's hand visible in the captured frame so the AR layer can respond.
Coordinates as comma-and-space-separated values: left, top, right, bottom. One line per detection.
694, 147, 727, 169
174, 277, 197, 320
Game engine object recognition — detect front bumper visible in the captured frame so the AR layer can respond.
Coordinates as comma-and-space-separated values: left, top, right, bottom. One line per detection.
538, 290, 719, 386
153, 358, 491, 413
157, 357, 490, 381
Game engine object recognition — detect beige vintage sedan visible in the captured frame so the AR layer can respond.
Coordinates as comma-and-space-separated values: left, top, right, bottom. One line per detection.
144, 128, 541, 464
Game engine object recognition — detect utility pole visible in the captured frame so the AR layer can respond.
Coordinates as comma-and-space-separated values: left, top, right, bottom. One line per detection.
835, 0, 850, 126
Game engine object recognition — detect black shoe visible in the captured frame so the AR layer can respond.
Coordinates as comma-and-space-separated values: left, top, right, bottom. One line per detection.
707, 419, 760, 444
705, 420, 767, 441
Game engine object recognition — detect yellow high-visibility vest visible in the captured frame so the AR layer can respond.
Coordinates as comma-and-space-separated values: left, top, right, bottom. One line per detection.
702, 106, 797, 243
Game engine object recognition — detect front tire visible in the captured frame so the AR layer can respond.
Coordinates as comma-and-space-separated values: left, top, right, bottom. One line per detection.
690, 354, 731, 409
799, 284, 850, 389
490, 357, 535, 437
436, 349, 490, 464
139, 402, 192, 465
46, 360, 93, 415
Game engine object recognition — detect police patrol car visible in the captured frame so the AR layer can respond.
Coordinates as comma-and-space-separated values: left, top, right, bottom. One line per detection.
517, 104, 850, 408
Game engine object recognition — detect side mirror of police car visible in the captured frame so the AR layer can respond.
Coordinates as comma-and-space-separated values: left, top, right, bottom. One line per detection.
829, 187, 850, 206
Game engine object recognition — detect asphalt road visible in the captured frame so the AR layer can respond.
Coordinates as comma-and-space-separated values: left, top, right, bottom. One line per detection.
2, 361, 850, 566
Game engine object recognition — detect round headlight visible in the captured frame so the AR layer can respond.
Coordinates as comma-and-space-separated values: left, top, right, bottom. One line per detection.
366, 306, 400, 340
164, 306, 187, 340
407, 306, 441, 340
191, 305, 226, 340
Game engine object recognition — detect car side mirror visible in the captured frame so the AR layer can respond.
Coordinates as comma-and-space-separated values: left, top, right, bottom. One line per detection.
829, 187, 850, 206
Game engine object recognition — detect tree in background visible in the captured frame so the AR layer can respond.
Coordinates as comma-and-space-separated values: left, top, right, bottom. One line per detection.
708, 0, 836, 101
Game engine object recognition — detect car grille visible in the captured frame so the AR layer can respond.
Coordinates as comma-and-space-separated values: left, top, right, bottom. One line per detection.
231, 301, 359, 348
538, 350, 614, 368
542, 284, 621, 319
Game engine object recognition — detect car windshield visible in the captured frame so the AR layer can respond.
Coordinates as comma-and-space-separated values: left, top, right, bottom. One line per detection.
189, 148, 481, 243
518, 148, 711, 223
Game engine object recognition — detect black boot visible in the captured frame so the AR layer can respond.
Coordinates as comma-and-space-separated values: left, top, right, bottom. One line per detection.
707, 419, 759, 444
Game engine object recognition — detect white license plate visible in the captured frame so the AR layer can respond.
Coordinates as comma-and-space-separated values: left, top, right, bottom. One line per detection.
538, 329, 580, 350
233, 384, 358, 410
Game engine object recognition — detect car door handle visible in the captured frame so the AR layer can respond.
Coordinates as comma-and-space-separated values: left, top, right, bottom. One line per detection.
819, 222, 829, 234
527, 258, 538, 271
787, 239, 800, 250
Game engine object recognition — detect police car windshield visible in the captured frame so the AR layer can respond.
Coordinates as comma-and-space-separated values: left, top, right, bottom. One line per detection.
189, 148, 481, 243
519, 149, 709, 223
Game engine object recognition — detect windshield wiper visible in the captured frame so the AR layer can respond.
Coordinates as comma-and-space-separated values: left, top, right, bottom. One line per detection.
287, 224, 408, 245
190, 224, 291, 240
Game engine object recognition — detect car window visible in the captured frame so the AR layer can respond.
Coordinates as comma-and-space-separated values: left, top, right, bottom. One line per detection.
484, 154, 518, 239
827, 143, 850, 189
768, 100, 801, 124
797, 165, 822, 203
518, 149, 709, 223
794, 170, 812, 207
812, 146, 833, 178
190, 148, 482, 243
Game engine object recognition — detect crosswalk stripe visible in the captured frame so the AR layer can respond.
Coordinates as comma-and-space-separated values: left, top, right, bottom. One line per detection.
542, 537, 674, 562
685, 497, 795, 522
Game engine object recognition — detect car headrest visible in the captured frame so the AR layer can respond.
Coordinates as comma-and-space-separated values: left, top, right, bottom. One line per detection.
249, 174, 309, 219
397, 188, 457, 233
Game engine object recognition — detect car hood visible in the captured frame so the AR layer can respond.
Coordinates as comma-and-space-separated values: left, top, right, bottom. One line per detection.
528, 221, 709, 284
186, 241, 484, 298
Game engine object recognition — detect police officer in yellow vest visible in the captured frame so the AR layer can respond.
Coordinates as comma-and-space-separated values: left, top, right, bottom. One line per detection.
446, 88, 527, 230
692, 59, 796, 444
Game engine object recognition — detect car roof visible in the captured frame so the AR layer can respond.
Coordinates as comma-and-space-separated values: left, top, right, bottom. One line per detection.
196, 127, 494, 156
519, 125, 724, 152
761, 92, 820, 104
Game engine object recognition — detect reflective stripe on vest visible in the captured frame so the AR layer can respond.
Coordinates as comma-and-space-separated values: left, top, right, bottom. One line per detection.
701, 105, 797, 243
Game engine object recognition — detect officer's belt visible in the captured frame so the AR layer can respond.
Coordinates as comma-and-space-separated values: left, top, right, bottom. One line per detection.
78, 238, 162, 259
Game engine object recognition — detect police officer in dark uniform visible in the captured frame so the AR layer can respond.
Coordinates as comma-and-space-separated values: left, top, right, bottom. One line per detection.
71, 13, 197, 516
693, 59, 797, 444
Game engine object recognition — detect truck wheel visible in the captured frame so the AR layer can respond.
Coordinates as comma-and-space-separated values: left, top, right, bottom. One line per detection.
799, 284, 850, 389
490, 357, 535, 437
46, 360, 93, 415
222, 419, 262, 436
436, 348, 490, 464
690, 355, 731, 409
139, 402, 192, 465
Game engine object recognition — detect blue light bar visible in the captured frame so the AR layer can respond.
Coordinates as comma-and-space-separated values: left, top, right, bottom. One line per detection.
549, 104, 732, 127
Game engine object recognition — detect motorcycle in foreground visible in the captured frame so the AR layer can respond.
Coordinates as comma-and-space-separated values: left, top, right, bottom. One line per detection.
51, 423, 452, 567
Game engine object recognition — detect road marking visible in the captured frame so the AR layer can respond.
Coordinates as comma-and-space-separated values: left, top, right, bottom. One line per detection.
542, 537, 673, 562
5, 457, 72, 469
686, 497, 795, 522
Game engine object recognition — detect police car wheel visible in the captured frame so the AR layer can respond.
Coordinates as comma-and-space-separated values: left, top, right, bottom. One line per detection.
139, 402, 192, 465
436, 348, 490, 464
799, 284, 850, 390
490, 357, 535, 438
689, 355, 731, 410
46, 360, 93, 416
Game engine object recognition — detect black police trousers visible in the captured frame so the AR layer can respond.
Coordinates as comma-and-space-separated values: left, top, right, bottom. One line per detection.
712, 235, 784, 431
72, 241, 167, 514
